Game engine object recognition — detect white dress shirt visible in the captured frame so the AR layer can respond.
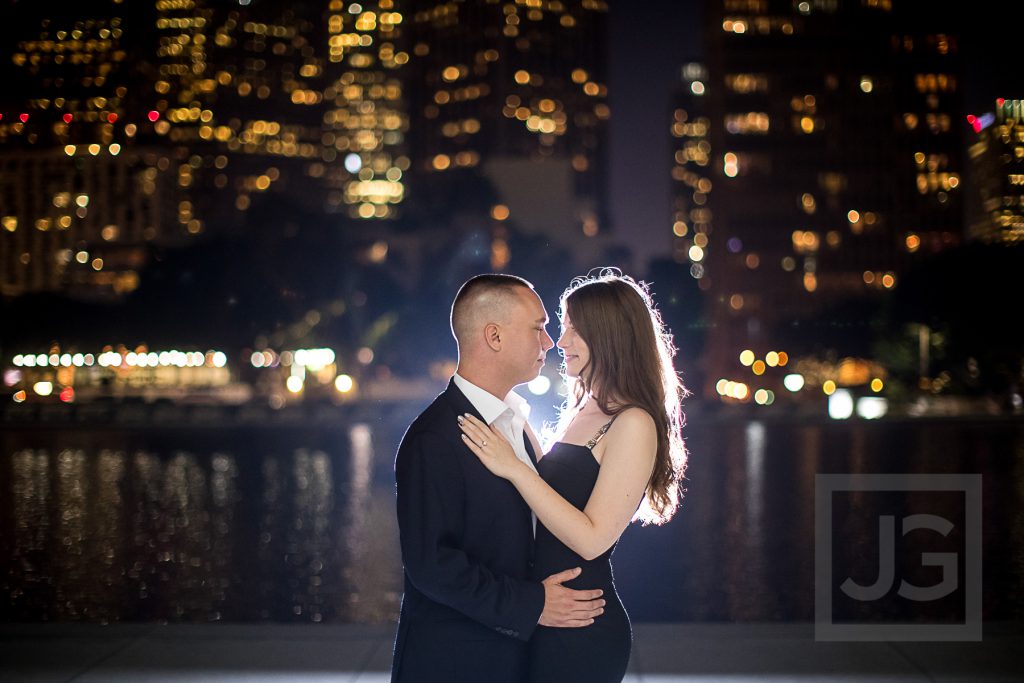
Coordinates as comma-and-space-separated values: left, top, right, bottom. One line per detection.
453, 373, 539, 532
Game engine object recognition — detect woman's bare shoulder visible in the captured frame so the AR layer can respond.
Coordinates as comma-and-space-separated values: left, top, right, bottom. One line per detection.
598, 406, 656, 469
610, 406, 656, 434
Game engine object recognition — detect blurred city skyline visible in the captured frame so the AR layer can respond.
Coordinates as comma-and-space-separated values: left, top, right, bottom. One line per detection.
0, 0, 1021, 416
610, 0, 1024, 268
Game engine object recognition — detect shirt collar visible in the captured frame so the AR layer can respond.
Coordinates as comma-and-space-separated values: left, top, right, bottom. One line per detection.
453, 373, 530, 426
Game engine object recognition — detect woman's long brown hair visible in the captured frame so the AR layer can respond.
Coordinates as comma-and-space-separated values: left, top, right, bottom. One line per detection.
552, 270, 687, 525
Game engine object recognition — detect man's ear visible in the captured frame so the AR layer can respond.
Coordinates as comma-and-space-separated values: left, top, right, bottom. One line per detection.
484, 323, 502, 351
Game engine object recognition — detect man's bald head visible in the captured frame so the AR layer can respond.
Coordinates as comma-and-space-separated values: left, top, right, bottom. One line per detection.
451, 274, 535, 348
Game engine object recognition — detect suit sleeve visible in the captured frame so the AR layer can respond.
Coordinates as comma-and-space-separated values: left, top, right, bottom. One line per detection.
395, 429, 545, 641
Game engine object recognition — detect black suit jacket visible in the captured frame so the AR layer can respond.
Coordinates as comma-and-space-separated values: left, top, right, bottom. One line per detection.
391, 379, 546, 683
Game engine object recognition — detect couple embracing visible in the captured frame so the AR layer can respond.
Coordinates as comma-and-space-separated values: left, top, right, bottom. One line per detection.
392, 270, 687, 683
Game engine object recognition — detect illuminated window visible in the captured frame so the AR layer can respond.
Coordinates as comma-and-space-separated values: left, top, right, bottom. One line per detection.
723, 152, 739, 177
800, 193, 816, 214
818, 172, 846, 195
725, 112, 769, 134
792, 230, 820, 253
725, 73, 768, 93
915, 73, 957, 93
723, 0, 767, 11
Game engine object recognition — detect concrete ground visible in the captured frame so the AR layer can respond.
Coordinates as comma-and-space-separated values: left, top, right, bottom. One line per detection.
1, 622, 1021, 683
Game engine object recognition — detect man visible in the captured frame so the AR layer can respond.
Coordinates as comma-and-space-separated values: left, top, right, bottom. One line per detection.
392, 274, 605, 683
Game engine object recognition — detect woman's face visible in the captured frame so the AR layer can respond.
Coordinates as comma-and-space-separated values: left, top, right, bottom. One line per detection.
556, 312, 590, 379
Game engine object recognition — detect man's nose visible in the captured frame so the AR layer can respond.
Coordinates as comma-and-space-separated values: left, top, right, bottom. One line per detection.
543, 331, 555, 350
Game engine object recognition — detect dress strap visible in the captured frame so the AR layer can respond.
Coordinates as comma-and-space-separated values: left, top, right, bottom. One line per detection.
586, 419, 615, 449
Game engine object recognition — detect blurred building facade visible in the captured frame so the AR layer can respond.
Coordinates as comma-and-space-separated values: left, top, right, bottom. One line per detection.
677, 0, 964, 398
669, 62, 713, 284
405, 0, 611, 258
967, 99, 1024, 244
0, 0, 409, 299
0, 3, 160, 298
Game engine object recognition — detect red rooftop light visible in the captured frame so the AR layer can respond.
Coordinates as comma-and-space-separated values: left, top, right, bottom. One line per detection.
107, 113, 118, 123
19, 113, 29, 123
63, 113, 73, 123
147, 110, 160, 122
997, 98, 1006, 107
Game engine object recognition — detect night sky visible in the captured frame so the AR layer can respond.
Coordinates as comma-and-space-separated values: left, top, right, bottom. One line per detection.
608, 0, 1024, 272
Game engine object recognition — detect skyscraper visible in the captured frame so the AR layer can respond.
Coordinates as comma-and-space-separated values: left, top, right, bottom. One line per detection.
0, 2, 164, 298
1, 1, 410, 298
687, 0, 963, 398
405, 0, 609, 254
147, 0, 409, 223
669, 62, 713, 283
967, 99, 1024, 244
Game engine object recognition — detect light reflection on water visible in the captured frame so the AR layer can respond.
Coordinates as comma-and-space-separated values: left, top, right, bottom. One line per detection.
612, 418, 1024, 622
1, 419, 1023, 623
744, 421, 765, 547
1, 427, 403, 624
1013, 442, 1024, 608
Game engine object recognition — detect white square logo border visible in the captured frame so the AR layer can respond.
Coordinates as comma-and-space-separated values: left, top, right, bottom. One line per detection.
815, 473, 982, 641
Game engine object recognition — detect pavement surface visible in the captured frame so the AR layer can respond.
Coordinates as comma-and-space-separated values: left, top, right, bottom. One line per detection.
1, 622, 1021, 682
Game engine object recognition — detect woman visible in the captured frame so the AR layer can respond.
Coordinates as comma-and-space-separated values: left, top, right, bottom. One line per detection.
458, 270, 687, 682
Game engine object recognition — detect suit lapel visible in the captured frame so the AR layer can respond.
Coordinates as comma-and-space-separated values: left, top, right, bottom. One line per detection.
522, 432, 538, 468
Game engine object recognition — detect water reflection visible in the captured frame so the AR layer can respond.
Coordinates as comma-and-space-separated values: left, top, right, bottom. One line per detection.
256, 455, 284, 619
343, 424, 402, 622
56, 450, 88, 619
10, 450, 50, 619
614, 418, 1024, 622
1, 420, 1022, 623
744, 421, 765, 543
722, 424, 754, 619
129, 451, 161, 615
288, 449, 333, 622
793, 425, 820, 617
1011, 433, 1024, 608
94, 451, 126, 623
1, 431, 402, 624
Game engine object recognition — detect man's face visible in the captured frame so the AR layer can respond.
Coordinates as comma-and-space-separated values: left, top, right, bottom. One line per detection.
502, 288, 554, 386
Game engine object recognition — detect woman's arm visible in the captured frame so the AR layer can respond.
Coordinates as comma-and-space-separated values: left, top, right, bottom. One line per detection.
459, 409, 657, 560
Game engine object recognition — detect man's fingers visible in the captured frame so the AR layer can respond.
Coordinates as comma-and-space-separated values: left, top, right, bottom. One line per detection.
566, 588, 603, 600
574, 599, 605, 611
559, 618, 596, 628
543, 567, 582, 584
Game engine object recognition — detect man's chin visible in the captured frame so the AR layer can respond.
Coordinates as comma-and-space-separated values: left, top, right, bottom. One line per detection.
517, 369, 543, 386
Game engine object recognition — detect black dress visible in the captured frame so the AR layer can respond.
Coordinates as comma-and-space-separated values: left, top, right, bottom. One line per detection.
528, 423, 632, 683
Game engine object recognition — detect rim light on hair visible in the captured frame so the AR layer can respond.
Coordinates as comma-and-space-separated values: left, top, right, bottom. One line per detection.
550, 268, 688, 525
